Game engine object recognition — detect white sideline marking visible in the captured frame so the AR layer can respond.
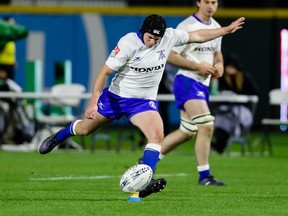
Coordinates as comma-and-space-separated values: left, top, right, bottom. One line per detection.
30, 173, 188, 181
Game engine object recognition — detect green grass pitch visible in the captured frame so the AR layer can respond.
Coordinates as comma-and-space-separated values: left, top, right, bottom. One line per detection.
0, 131, 287, 216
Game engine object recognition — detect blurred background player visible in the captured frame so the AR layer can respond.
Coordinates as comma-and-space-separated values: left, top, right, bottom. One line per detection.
0, 16, 28, 82
0, 15, 28, 91
0, 16, 17, 82
159, 0, 225, 186
211, 54, 258, 154
0, 16, 31, 144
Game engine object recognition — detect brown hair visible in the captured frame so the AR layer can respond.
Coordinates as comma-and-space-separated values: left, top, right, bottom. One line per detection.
224, 70, 244, 91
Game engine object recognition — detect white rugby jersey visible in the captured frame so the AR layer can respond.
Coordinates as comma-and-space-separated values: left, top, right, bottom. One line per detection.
106, 28, 189, 100
173, 14, 222, 86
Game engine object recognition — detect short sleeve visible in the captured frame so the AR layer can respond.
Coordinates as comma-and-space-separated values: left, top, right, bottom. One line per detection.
170, 28, 189, 54
172, 28, 189, 47
215, 37, 222, 52
105, 36, 131, 71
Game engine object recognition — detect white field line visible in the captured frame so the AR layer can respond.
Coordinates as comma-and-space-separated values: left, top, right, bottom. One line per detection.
30, 173, 189, 181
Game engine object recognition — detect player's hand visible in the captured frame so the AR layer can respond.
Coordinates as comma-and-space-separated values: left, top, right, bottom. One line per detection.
226, 17, 245, 33
197, 62, 216, 75
85, 102, 98, 119
213, 63, 224, 78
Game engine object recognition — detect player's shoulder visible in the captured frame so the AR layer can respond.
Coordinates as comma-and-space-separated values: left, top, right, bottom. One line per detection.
177, 15, 221, 29
118, 32, 141, 48
176, 15, 197, 30
164, 27, 176, 35
210, 17, 221, 28
120, 32, 136, 43
163, 27, 188, 39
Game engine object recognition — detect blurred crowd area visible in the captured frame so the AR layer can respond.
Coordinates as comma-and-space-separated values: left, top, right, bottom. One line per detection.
0, 0, 287, 7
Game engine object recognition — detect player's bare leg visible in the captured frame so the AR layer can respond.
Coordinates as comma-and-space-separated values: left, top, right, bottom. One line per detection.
161, 129, 192, 154
184, 99, 224, 185
129, 111, 167, 199
161, 111, 195, 155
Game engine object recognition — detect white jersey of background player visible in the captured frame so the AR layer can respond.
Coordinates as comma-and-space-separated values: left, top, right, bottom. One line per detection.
107, 28, 188, 100
173, 14, 222, 86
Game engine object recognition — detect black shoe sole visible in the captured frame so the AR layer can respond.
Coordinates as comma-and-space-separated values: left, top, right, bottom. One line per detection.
139, 178, 167, 198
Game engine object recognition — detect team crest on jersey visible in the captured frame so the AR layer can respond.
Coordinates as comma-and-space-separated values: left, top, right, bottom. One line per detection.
149, 101, 157, 109
157, 50, 166, 60
110, 45, 120, 57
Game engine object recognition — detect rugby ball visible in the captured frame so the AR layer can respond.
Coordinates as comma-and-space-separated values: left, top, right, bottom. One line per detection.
120, 164, 153, 193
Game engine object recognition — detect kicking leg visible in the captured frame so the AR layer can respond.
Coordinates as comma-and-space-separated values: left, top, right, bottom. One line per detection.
130, 111, 167, 198
39, 112, 111, 154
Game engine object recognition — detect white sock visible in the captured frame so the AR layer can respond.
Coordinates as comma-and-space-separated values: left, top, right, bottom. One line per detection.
72, 119, 82, 135
197, 164, 210, 172
158, 153, 165, 160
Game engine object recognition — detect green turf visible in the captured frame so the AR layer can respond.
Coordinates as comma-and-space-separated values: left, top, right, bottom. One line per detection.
0, 130, 287, 216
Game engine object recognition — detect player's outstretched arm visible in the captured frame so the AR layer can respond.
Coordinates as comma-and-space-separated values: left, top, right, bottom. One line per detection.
187, 17, 245, 43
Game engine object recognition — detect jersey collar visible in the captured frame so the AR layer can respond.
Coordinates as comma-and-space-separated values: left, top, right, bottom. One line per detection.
192, 13, 211, 25
137, 30, 145, 44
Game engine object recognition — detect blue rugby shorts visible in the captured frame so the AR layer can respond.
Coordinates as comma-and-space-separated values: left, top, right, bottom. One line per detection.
97, 88, 159, 121
173, 74, 210, 111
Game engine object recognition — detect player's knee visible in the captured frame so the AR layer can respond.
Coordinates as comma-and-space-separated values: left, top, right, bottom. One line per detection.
79, 129, 91, 136
197, 123, 214, 136
146, 129, 164, 144
192, 113, 215, 126
155, 130, 164, 143
179, 117, 198, 135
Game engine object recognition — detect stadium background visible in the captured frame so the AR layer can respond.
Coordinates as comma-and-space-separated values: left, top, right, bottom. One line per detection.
0, 0, 287, 129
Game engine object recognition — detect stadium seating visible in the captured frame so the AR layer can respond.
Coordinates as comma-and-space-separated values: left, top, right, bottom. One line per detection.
260, 88, 288, 156
34, 83, 86, 150
211, 95, 258, 156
